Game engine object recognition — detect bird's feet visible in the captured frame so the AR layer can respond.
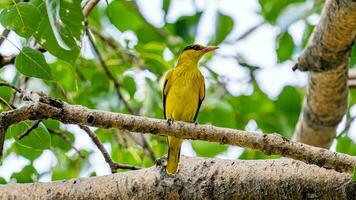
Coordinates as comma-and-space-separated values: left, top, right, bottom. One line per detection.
191, 120, 198, 126
167, 118, 174, 126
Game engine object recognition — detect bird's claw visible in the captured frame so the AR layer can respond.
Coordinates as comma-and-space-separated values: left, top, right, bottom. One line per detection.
192, 120, 198, 126
167, 118, 174, 126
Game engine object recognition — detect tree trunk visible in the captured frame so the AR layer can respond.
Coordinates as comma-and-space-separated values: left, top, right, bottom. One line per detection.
293, 0, 356, 148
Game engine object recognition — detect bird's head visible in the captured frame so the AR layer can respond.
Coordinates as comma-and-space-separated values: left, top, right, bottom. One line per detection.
178, 44, 219, 64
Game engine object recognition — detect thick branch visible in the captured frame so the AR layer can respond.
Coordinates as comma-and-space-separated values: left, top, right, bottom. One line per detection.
293, 0, 356, 148
0, 157, 354, 199
0, 97, 355, 173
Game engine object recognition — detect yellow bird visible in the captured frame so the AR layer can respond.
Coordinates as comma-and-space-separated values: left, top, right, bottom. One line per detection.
162, 44, 218, 175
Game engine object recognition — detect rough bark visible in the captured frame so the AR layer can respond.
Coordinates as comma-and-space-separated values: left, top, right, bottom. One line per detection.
0, 95, 355, 173
293, 0, 356, 148
0, 157, 354, 199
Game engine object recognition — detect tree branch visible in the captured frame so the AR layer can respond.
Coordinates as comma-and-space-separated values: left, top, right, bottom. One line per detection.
79, 125, 141, 172
0, 29, 10, 47
83, 0, 100, 17
86, 28, 136, 115
293, 0, 356, 148
0, 93, 355, 173
17, 119, 42, 140
86, 28, 156, 161
0, 157, 354, 199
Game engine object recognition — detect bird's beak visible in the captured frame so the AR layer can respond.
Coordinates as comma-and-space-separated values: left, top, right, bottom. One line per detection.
203, 46, 219, 53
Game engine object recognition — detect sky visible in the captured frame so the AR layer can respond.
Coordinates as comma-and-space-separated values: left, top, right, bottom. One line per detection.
0, 0, 355, 182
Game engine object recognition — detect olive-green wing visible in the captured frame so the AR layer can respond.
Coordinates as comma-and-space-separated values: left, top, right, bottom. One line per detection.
163, 70, 173, 120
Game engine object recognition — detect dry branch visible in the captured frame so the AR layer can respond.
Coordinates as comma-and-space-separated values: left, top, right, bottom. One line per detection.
83, 0, 100, 17
293, 0, 356, 148
0, 93, 355, 173
0, 157, 354, 199
79, 125, 141, 172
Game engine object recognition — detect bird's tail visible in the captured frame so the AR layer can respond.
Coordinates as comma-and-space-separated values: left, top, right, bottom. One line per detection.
166, 136, 183, 175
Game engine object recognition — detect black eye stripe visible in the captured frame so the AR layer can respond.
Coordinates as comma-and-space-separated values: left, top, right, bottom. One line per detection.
183, 45, 203, 51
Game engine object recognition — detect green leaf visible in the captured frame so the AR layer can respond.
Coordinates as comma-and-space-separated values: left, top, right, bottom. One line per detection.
108, 0, 143, 32
11, 165, 39, 183
0, 3, 40, 38
8, 121, 51, 150
350, 43, 356, 68
336, 136, 356, 156
52, 151, 89, 181
211, 12, 234, 45
15, 47, 53, 80
0, 79, 13, 101
352, 165, 356, 181
258, 0, 306, 24
163, 0, 170, 15
239, 149, 280, 160
301, 23, 314, 48
51, 130, 74, 152
0, 177, 6, 184
275, 86, 302, 136
30, 0, 81, 63
59, 0, 84, 41
13, 142, 43, 161
108, 0, 163, 43
122, 75, 136, 98
192, 140, 228, 157
199, 100, 235, 128
173, 12, 202, 43
276, 31, 294, 62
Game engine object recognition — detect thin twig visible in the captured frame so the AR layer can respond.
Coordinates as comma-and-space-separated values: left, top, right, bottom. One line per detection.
0, 127, 6, 160
18, 120, 42, 140
336, 115, 356, 139
234, 21, 265, 43
83, 0, 100, 17
0, 54, 16, 69
0, 29, 10, 46
89, 27, 146, 69
79, 125, 141, 173
0, 96, 15, 110
48, 128, 85, 159
85, 28, 136, 114
88, 28, 156, 161
0, 82, 22, 93
131, 1, 168, 38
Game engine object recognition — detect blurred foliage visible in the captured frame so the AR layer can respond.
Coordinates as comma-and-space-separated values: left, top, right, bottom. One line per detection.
0, 0, 355, 184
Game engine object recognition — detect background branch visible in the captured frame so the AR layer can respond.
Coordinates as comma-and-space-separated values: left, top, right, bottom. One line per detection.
86, 27, 156, 161
86, 28, 136, 115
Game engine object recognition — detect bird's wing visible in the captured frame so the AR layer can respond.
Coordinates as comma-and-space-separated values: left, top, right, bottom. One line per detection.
163, 69, 173, 120
193, 73, 205, 122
